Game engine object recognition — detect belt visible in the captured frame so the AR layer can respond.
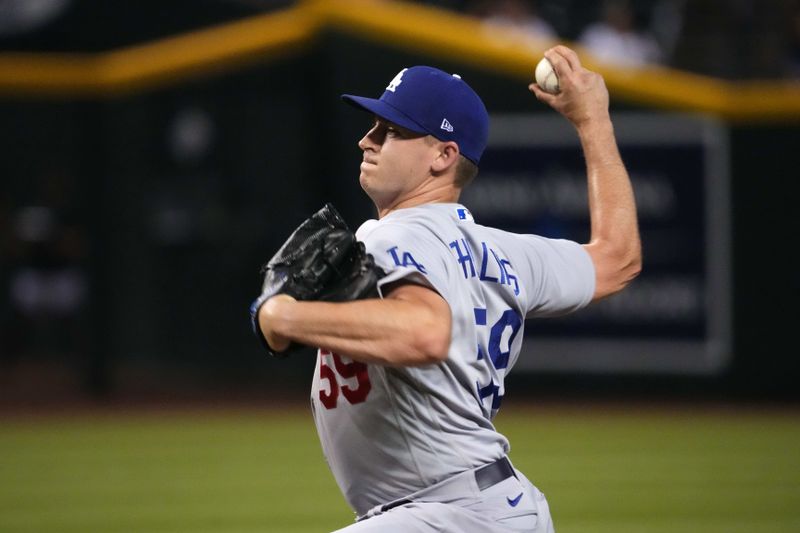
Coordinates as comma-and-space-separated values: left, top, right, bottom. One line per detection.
379, 457, 516, 514
475, 456, 517, 490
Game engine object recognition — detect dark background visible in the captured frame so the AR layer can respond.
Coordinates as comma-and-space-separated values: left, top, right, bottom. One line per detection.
1, 0, 799, 405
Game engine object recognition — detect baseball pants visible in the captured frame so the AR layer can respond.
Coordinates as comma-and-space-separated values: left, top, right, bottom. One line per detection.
332, 459, 555, 533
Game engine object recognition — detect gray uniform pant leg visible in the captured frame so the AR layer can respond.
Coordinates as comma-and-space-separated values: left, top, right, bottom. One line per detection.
332, 468, 555, 533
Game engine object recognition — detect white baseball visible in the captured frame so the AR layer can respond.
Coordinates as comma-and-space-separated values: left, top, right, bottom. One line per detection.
534, 57, 560, 94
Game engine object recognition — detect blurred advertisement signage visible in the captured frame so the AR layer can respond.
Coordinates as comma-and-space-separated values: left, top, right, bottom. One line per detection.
465, 113, 731, 374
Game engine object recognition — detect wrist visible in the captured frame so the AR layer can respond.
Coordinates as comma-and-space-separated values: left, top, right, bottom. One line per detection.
259, 294, 296, 351
575, 114, 613, 137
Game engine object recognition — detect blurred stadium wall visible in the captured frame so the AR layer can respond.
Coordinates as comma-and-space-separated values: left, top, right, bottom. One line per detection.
1, 0, 798, 403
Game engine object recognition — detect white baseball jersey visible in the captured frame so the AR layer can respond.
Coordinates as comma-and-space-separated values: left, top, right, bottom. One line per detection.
310, 202, 595, 516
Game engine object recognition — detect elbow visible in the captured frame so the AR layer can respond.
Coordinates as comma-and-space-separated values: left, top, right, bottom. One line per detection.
422, 328, 451, 364
625, 237, 643, 283
613, 246, 643, 294
620, 252, 643, 289
596, 259, 641, 301
619, 238, 643, 284
587, 239, 643, 300
382, 283, 452, 366
407, 311, 451, 366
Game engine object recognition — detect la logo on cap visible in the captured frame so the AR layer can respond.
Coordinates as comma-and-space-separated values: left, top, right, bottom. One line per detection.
386, 68, 407, 93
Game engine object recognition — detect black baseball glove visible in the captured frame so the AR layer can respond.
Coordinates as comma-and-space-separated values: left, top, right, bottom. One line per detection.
249, 203, 385, 356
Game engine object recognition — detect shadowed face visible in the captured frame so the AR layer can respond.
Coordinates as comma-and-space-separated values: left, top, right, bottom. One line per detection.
357, 117, 439, 210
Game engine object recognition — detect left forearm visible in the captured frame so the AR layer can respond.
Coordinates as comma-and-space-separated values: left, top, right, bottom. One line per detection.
259, 295, 450, 366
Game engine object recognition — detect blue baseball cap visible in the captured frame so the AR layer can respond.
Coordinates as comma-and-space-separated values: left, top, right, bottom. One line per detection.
342, 66, 489, 165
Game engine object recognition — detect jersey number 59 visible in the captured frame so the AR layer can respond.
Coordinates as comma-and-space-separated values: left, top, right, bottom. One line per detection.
318, 349, 371, 409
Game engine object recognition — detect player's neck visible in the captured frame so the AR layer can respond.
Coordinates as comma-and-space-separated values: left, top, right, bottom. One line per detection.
376, 184, 460, 219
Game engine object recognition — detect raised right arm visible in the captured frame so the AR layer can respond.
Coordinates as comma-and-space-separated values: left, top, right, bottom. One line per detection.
530, 45, 642, 301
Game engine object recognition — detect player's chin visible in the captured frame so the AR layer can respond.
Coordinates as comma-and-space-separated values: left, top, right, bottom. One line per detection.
359, 173, 371, 193
359, 174, 384, 201
359, 165, 374, 186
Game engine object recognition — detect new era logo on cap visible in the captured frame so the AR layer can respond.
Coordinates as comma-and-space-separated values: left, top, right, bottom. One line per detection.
341, 66, 489, 165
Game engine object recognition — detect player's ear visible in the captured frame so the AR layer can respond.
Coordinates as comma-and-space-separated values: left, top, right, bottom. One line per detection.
431, 141, 460, 174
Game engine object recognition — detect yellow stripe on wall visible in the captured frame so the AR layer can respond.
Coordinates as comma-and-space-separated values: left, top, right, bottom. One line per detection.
0, 0, 798, 122
98, 8, 317, 94
311, 0, 800, 122
0, 53, 99, 93
0, 7, 316, 96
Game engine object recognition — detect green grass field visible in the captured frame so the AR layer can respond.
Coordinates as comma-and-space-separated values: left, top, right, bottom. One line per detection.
1, 404, 799, 532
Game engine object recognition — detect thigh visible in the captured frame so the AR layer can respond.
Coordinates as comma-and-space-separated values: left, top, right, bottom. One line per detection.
331, 502, 493, 533
470, 475, 541, 532
333, 474, 556, 533
513, 471, 556, 533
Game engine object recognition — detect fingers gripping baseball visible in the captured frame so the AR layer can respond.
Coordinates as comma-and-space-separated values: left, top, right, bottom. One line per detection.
529, 46, 610, 128
550, 45, 581, 71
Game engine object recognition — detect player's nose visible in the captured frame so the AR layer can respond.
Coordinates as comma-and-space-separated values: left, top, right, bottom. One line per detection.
358, 123, 383, 152
358, 132, 376, 152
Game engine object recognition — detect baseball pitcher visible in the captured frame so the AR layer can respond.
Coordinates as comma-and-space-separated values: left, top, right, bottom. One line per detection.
251, 45, 641, 532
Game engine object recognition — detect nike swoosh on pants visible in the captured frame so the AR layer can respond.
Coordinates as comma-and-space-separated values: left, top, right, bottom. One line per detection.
506, 492, 523, 507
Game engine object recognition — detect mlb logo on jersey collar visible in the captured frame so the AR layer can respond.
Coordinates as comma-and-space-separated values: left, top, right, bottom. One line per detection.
456, 207, 474, 222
